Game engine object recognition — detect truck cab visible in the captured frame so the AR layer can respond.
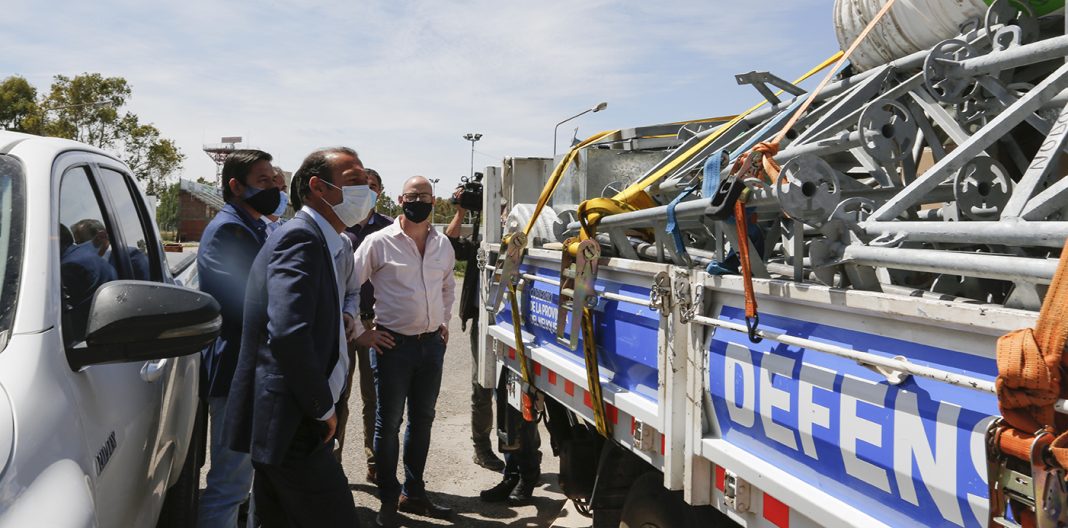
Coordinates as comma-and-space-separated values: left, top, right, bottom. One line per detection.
0, 131, 219, 527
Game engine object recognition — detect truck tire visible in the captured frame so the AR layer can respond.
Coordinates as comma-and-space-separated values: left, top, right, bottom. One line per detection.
155, 417, 202, 528
619, 473, 727, 528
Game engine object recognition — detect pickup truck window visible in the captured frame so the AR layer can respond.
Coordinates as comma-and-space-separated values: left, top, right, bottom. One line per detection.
58, 166, 120, 345
0, 155, 24, 353
96, 167, 159, 282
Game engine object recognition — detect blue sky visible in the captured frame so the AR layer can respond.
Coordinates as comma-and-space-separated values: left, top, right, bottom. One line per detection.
1, 1, 840, 195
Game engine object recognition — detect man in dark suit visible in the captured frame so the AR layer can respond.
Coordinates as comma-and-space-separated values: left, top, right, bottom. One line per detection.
225, 146, 390, 527
196, 149, 279, 528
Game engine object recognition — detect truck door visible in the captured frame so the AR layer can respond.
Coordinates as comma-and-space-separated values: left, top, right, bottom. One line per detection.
57, 162, 163, 528
94, 164, 186, 520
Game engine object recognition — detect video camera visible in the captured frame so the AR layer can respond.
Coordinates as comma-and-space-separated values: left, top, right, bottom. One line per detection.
451, 171, 483, 212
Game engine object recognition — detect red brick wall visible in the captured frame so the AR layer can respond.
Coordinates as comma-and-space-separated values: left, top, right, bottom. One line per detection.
177, 191, 220, 242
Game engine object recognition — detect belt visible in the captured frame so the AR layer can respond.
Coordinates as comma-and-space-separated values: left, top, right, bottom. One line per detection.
378, 326, 441, 341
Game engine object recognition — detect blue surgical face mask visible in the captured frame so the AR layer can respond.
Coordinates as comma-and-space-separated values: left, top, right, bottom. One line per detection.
272, 191, 289, 217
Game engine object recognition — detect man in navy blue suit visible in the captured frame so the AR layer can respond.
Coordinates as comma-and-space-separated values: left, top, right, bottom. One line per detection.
225, 147, 389, 527
196, 149, 280, 528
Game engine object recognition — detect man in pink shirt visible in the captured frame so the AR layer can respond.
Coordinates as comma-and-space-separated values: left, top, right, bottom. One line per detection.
351, 175, 456, 527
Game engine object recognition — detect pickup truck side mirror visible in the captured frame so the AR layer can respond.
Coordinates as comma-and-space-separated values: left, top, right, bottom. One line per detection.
68, 280, 221, 370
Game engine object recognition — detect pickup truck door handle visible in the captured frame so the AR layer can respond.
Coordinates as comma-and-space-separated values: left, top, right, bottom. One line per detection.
140, 359, 169, 383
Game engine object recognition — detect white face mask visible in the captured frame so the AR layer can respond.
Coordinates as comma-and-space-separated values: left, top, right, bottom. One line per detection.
323, 181, 377, 227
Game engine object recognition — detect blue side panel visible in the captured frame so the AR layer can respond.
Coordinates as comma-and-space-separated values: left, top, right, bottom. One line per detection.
495, 265, 660, 401
708, 306, 997, 528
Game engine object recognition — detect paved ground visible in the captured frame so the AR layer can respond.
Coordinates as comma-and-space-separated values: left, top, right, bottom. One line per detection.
200, 311, 592, 527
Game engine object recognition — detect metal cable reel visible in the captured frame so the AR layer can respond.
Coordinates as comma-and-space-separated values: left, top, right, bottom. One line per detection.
859, 99, 918, 166
924, 39, 979, 104
776, 154, 842, 227
984, 0, 1038, 45
954, 156, 1013, 220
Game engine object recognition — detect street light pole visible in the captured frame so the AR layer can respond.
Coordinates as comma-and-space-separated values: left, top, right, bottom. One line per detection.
553, 102, 607, 160
463, 132, 482, 180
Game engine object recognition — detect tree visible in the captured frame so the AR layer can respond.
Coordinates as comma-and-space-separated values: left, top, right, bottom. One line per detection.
0, 76, 43, 133
41, 74, 130, 147
376, 192, 400, 218
156, 182, 180, 233
15, 73, 187, 196
120, 114, 184, 195
0, 73, 188, 228
432, 196, 458, 225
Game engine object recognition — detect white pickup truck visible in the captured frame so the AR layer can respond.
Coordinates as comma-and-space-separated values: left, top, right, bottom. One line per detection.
0, 131, 220, 527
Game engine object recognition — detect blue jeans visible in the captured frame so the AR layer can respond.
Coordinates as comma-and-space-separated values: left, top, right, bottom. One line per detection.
371, 331, 445, 504
199, 395, 254, 528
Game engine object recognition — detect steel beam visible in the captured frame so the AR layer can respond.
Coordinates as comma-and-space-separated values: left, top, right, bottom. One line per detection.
873, 61, 1068, 221
838, 245, 1057, 283
860, 220, 1068, 247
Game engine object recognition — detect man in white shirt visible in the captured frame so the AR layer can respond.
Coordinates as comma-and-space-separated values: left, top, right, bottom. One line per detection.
351, 175, 456, 527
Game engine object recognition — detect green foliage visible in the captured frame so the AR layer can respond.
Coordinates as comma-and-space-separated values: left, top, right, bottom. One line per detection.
0, 73, 185, 196
432, 196, 458, 224
0, 76, 43, 133
156, 182, 180, 233
376, 192, 400, 218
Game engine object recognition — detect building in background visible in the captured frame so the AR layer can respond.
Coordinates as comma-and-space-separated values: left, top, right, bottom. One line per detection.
177, 179, 224, 242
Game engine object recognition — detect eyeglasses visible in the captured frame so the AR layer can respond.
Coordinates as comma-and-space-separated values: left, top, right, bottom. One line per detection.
402, 192, 434, 203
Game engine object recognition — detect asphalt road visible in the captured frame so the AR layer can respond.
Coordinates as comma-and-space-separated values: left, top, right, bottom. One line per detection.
200, 310, 591, 527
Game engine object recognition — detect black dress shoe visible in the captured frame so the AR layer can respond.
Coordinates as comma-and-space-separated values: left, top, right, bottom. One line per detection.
376, 501, 400, 528
509, 477, 536, 502
398, 493, 453, 520
479, 476, 519, 502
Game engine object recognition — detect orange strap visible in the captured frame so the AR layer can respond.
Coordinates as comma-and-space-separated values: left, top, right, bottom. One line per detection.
770, 0, 899, 146
996, 238, 1068, 469
734, 199, 756, 319
724, 0, 897, 341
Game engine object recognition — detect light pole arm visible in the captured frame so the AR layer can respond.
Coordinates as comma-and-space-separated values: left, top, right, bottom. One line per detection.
553, 108, 593, 159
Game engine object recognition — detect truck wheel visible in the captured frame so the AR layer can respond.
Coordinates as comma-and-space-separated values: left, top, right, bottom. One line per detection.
156, 417, 202, 528
619, 473, 727, 528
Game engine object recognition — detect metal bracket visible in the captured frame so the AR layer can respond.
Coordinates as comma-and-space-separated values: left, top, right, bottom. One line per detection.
632, 420, 656, 452
674, 275, 694, 323
649, 271, 672, 313
1031, 431, 1068, 528
486, 232, 527, 314
986, 420, 1064, 528
556, 239, 600, 350
859, 355, 911, 385
723, 471, 751, 513
735, 71, 806, 106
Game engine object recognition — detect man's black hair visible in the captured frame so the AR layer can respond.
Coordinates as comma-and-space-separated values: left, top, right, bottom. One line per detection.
290, 147, 358, 210
365, 168, 382, 188
221, 149, 273, 202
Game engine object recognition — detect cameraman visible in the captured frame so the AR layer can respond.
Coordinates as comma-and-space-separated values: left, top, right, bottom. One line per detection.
444, 186, 505, 473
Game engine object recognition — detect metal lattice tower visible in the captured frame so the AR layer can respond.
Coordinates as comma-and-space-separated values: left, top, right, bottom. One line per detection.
202, 136, 245, 183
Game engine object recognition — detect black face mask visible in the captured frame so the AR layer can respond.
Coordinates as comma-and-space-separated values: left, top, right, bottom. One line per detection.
243, 186, 282, 216
402, 200, 433, 223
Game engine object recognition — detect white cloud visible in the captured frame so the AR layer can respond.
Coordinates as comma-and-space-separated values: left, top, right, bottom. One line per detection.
1, 0, 840, 194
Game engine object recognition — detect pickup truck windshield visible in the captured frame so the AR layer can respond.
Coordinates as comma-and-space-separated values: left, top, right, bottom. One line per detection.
0, 155, 24, 353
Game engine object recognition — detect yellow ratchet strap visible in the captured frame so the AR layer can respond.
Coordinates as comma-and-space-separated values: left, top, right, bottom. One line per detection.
610, 51, 845, 208
518, 129, 620, 239
580, 304, 611, 436
505, 129, 619, 426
